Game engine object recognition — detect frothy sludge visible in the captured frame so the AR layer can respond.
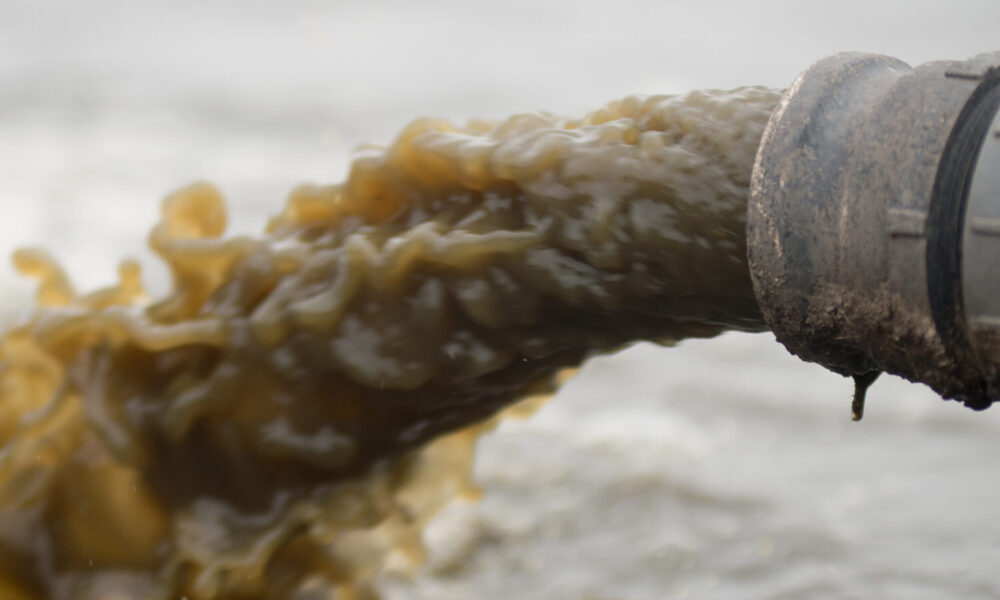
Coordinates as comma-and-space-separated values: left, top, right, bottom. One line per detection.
0, 86, 780, 598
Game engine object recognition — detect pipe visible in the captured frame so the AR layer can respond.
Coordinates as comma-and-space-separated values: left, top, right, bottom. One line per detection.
748, 52, 1000, 417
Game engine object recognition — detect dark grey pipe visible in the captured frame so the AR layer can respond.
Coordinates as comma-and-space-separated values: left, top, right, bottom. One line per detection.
747, 52, 1000, 414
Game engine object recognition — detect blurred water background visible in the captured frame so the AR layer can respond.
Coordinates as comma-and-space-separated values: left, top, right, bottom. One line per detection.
2, 1, 1000, 598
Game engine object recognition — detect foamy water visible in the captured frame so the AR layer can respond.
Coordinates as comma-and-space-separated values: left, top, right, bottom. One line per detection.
2, 1, 1000, 598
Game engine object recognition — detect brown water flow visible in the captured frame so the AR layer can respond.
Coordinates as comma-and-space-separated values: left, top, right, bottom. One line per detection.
0, 86, 780, 599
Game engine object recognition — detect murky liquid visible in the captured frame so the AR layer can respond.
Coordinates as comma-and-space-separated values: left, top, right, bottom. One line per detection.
0, 86, 779, 599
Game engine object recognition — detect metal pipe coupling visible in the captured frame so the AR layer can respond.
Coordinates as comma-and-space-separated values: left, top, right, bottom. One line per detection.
748, 52, 1000, 416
